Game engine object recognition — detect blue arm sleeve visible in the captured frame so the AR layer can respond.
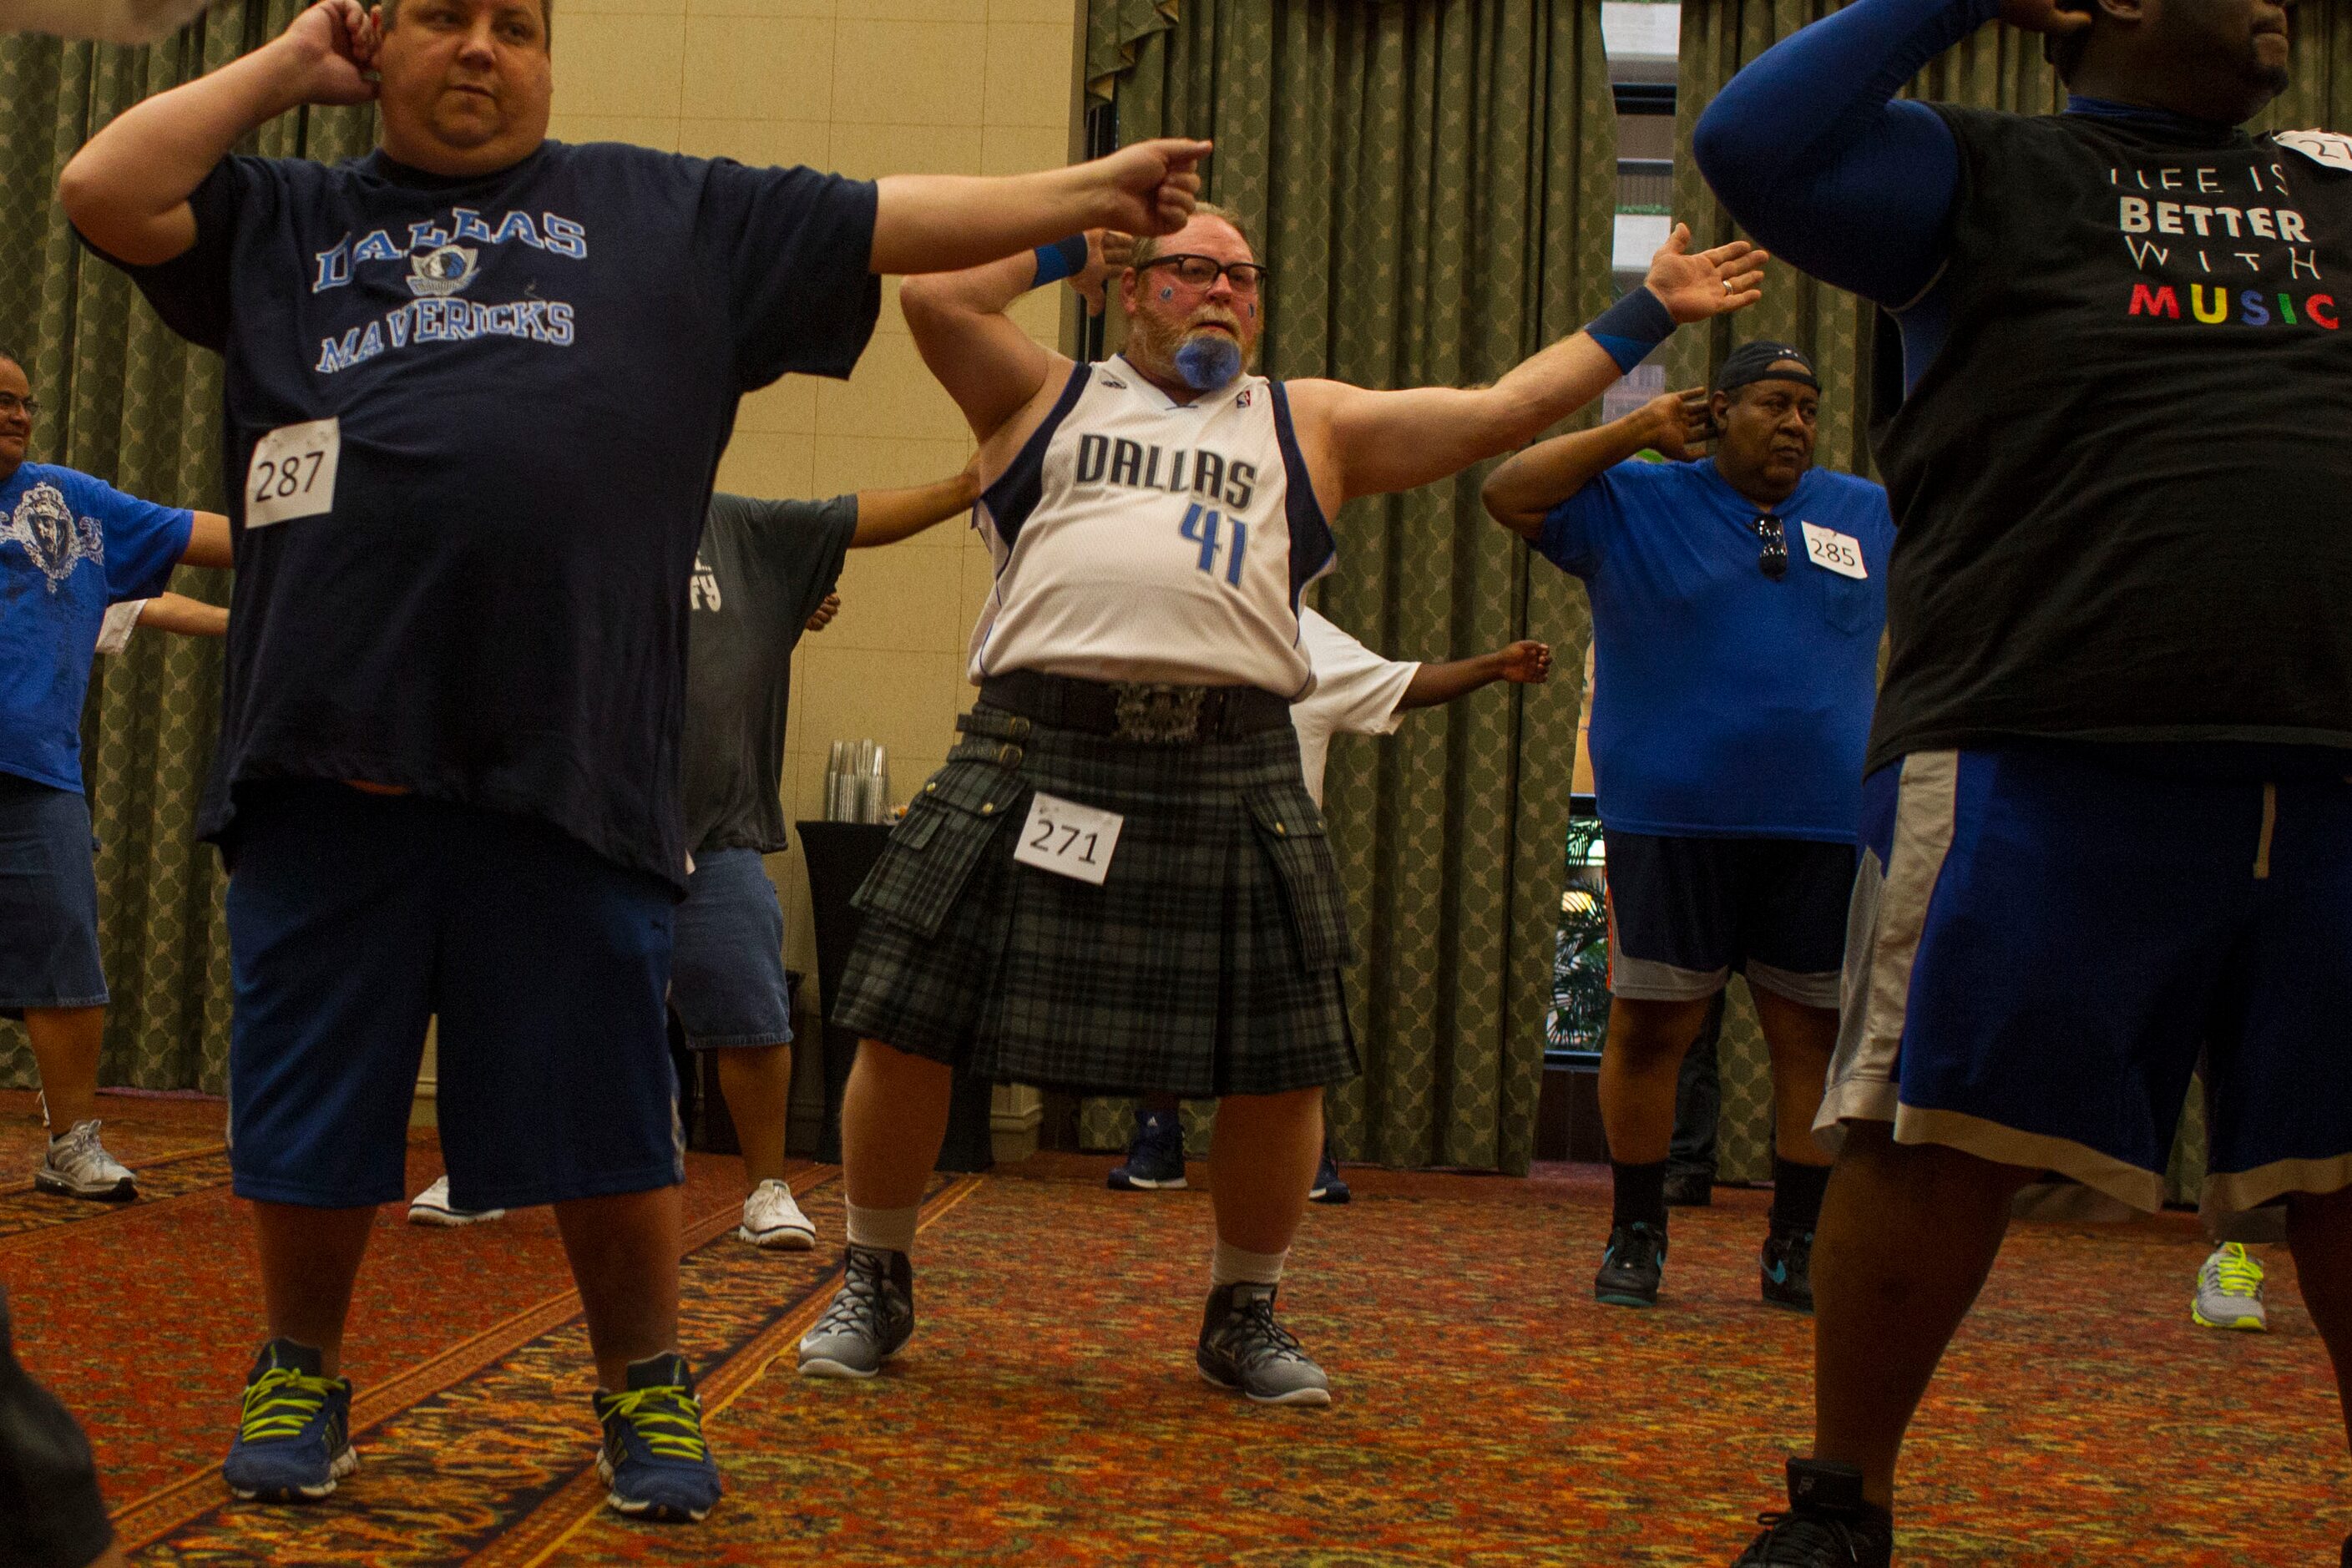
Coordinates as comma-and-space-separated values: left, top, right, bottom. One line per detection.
1692, 0, 2000, 311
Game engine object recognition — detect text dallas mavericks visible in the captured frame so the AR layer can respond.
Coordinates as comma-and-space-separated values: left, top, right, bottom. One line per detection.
307, 205, 585, 374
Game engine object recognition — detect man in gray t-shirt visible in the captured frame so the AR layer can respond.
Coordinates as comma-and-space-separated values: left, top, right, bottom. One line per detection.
409, 463, 978, 1244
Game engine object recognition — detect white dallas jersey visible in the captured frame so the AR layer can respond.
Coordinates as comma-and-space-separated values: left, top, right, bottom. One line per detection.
969, 355, 1336, 695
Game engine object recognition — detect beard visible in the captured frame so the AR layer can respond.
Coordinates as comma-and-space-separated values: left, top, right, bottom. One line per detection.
1130, 306, 1252, 392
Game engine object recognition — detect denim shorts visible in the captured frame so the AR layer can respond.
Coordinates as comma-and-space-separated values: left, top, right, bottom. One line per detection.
670, 847, 794, 1050
0, 771, 107, 1017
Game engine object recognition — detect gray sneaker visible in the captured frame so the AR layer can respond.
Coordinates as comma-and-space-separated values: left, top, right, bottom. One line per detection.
797, 1246, 913, 1378
2191, 1242, 2268, 1332
33, 1120, 136, 1201
1196, 1282, 1331, 1406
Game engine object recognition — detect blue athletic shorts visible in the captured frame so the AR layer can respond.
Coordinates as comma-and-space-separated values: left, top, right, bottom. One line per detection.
1603, 832, 1856, 1009
670, 847, 793, 1050
224, 783, 682, 1211
0, 772, 107, 1018
1820, 746, 2352, 1216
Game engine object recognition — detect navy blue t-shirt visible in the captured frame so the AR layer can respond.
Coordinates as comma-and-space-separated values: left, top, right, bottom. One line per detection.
1540, 458, 1894, 842
0, 462, 192, 793
90, 142, 880, 887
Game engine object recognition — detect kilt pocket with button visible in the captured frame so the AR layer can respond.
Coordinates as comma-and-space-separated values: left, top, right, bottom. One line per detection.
1244, 787, 1353, 972
850, 761, 1029, 938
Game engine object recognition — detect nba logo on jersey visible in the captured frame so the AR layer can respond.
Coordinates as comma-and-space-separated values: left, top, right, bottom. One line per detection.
1236, 389, 1253, 408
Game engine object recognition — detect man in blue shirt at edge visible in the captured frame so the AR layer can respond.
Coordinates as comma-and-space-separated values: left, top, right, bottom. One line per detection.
1484, 343, 1893, 1317
1693, 1, 2352, 1564
58, 0, 1211, 1523
0, 349, 232, 1206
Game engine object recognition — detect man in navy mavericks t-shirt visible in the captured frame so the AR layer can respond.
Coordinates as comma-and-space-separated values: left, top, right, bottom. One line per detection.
60, 0, 1209, 1520
1485, 341, 1892, 1315
0, 347, 231, 1211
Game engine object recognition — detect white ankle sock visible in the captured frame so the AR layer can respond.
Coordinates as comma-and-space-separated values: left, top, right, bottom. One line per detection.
1211, 1240, 1287, 1288
844, 1201, 920, 1255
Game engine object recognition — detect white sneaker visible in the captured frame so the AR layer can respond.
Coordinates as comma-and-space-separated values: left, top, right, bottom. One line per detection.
737, 1178, 817, 1250
33, 1119, 136, 1201
407, 1175, 505, 1227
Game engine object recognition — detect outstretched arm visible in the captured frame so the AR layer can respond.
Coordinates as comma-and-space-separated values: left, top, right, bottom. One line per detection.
849, 460, 983, 548
1398, 640, 1553, 711
180, 511, 232, 568
1692, 0, 2088, 308
1288, 228, 1763, 513
58, 0, 378, 265
136, 591, 229, 639
873, 142, 1203, 276
1482, 392, 1710, 541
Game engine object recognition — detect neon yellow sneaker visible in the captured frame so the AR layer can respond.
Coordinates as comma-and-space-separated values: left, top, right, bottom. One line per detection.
2191, 1242, 2268, 1332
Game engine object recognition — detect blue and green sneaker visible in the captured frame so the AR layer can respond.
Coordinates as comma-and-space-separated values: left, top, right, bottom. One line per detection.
223, 1339, 356, 1502
594, 1353, 721, 1523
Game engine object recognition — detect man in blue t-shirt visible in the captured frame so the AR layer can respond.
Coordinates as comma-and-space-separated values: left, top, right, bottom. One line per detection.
1485, 341, 1893, 1315
0, 347, 231, 1209
58, 0, 1210, 1522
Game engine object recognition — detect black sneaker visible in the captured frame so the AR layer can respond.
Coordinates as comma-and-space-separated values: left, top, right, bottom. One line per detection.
1761, 1227, 1815, 1313
1663, 1170, 1713, 1207
797, 1246, 914, 1378
1594, 1221, 1667, 1308
1196, 1282, 1330, 1406
1107, 1109, 1187, 1191
1308, 1146, 1350, 1205
1732, 1458, 1893, 1566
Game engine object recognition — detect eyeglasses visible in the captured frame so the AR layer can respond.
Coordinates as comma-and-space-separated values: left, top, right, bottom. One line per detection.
1136, 254, 1269, 296
1754, 515, 1788, 580
0, 393, 39, 419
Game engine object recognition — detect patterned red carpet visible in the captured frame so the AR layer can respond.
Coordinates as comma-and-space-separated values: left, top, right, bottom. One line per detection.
0, 1093, 2340, 1565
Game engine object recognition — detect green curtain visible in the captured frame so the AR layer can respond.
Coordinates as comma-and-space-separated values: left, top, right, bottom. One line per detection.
1077, 0, 1618, 1175
1672, 1, 2350, 1193
0, 9, 373, 1095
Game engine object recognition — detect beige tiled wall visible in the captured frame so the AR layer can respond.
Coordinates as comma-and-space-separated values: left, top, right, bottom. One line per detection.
545, 0, 1084, 996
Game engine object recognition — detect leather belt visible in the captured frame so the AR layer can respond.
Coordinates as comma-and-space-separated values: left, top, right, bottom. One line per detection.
977, 670, 1292, 744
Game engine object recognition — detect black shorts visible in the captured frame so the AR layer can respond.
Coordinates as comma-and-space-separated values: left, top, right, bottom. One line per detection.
1603, 832, 1856, 1009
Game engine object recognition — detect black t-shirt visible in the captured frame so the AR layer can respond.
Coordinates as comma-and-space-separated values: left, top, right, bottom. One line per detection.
87, 142, 881, 887
683, 491, 856, 856
1868, 109, 2352, 773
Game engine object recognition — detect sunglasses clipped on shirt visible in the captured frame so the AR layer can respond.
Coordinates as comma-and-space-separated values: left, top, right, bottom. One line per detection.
1136, 254, 1270, 296
1753, 515, 1788, 580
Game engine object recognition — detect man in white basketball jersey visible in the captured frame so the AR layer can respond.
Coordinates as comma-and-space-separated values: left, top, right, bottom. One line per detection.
802, 207, 1763, 1402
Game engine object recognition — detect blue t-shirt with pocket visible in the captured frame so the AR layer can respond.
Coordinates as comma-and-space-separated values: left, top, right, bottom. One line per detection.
1539, 458, 1894, 842
0, 461, 192, 794
89, 141, 881, 887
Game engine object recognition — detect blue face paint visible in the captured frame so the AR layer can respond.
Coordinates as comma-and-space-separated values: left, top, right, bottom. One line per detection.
1174, 333, 1242, 392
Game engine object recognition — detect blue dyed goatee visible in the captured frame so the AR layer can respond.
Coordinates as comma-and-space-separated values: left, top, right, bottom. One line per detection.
1174, 333, 1242, 392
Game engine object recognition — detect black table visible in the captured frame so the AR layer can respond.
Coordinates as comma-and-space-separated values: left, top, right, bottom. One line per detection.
797, 820, 995, 1172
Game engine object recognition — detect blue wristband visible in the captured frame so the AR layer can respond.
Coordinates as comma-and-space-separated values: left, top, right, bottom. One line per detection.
1031, 235, 1090, 289
1583, 285, 1678, 373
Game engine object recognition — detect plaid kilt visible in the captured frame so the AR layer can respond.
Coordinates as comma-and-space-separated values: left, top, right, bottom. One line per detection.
832, 703, 1359, 1097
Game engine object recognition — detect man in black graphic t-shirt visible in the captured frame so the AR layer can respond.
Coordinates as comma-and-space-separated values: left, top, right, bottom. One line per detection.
58, 0, 1207, 1522
1697, 2, 2352, 1564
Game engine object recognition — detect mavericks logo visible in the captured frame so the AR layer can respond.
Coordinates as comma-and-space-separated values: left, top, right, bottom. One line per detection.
2, 481, 103, 594
407, 244, 481, 298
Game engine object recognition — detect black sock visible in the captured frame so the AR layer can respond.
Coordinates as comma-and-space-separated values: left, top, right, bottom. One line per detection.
1772, 1156, 1832, 1234
1611, 1160, 1669, 1230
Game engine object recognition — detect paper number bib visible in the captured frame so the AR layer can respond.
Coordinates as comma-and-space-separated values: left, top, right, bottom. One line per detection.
245, 417, 341, 529
1800, 521, 1867, 580
1012, 791, 1124, 886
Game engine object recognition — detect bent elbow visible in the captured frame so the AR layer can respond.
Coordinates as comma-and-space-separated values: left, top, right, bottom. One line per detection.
1692, 94, 1783, 233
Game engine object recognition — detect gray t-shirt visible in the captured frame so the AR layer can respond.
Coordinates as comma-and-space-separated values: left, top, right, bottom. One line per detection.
681, 492, 857, 855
